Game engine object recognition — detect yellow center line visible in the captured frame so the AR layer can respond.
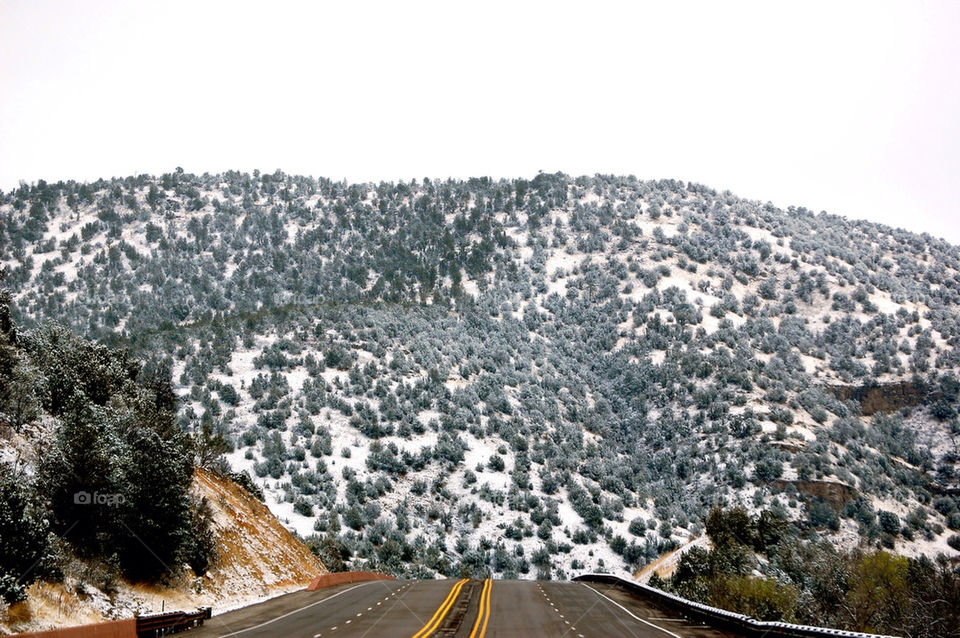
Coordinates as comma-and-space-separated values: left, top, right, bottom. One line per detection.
481, 578, 492, 636
410, 578, 469, 638
468, 578, 492, 638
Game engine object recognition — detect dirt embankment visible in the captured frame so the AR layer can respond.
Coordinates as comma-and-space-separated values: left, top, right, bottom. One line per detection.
636, 536, 712, 582
2, 467, 325, 635
771, 479, 857, 510
828, 381, 927, 416
192, 466, 325, 599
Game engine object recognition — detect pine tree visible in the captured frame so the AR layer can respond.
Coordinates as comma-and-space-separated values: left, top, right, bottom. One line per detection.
0, 272, 19, 423
38, 396, 122, 556
0, 470, 56, 603
114, 387, 193, 580
5, 360, 40, 431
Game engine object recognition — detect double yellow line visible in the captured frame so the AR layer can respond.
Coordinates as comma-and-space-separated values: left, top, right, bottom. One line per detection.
411, 578, 493, 638
411, 578, 469, 638
468, 578, 492, 638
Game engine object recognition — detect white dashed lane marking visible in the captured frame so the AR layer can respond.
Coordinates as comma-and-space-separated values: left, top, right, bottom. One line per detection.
319, 585, 410, 634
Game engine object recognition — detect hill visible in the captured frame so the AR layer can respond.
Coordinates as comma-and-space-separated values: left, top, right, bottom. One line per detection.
2, 170, 959, 586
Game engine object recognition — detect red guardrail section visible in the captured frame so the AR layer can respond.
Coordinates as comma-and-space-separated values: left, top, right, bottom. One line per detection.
307, 571, 395, 590
14, 618, 136, 638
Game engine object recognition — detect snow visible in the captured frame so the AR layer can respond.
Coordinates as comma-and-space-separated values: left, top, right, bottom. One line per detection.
656, 274, 720, 307
270, 498, 318, 538
634, 219, 681, 239
544, 251, 586, 278
7, 175, 960, 594
285, 367, 310, 395
462, 434, 510, 491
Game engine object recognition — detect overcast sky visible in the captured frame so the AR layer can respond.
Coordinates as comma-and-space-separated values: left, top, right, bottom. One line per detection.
2, 1, 958, 243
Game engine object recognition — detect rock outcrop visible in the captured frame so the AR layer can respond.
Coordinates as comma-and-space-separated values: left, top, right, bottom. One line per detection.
827, 381, 927, 416
771, 479, 857, 510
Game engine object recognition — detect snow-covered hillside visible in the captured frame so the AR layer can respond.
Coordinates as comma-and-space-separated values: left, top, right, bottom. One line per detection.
3, 171, 959, 580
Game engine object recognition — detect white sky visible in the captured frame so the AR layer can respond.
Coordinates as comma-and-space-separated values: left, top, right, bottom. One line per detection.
2, 1, 958, 243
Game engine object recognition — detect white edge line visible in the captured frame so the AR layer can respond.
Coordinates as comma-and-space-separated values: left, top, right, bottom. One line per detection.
581, 584, 683, 638
216, 582, 376, 637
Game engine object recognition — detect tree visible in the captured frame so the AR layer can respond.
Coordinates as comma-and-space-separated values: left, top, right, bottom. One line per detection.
194, 418, 232, 470
758, 277, 778, 300
843, 552, 909, 633
0, 470, 56, 603
671, 546, 712, 600
31, 326, 200, 581
709, 575, 798, 621
116, 419, 194, 580
705, 507, 755, 549
0, 272, 21, 424
754, 509, 788, 551
25, 324, 139, 418
181, 496, 217, 576
878, 511, 900, 536
4, 360, 41, 431
0, 270, 13, 340
38, 397, 123, 556
931, 399, 957, 422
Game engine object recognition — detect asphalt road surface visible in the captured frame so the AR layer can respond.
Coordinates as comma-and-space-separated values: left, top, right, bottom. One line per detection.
187, 579, 744, 638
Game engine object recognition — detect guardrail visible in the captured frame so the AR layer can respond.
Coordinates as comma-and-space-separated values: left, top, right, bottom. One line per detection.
135, 606, 212, 637
307, 571, 395, 590
14, 618, 136, 638
573, 573, 900, 638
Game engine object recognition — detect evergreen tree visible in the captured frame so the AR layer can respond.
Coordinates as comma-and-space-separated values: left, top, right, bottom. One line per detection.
0, 470, 56, 603
116, 418, 193, 580
0, 271, 19, 423
38, 396, 122, 556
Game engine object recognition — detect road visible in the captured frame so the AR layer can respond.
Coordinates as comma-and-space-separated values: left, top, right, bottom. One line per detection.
187, 579, 744, 638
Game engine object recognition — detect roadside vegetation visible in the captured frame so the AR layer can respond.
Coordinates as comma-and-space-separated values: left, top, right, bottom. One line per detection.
655, 506, 960, 636
0, 274, 217, 604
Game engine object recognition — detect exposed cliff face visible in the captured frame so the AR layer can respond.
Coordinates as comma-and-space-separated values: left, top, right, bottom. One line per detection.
771, 479, 857, 510
828, 381, 927, 416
